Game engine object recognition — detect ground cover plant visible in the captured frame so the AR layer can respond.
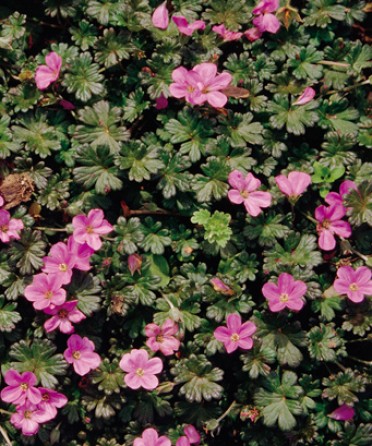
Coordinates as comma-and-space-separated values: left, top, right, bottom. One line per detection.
0, 0, 371, 445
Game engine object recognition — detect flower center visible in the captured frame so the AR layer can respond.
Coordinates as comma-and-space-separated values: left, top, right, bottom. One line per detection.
240, 190, 249, 199
156, 335, 164, 343
186, 86, 195, 93
42, 393, 50, 401
73, 351, 81, 360
86, 225, 94, 234
59, 263, 68, 272
58, 309, 68, 319
20, 383, 29, 391
280, 293, 289, 302
24, 410, 32, 419
230, 333, 240, 342
45, 290, 53, 299
349, 283, 359, 291
322, 219, 331, 229
136, 368, 144, 377
0, 225, 8, 233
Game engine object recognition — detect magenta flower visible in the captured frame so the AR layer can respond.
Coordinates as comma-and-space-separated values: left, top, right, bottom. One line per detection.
119, 349, 163, 390
176, 425, 201, 446
72, 208, 113, 251
44, 300, 86, 334
333, 266, 372, 303
172, 16, 206, 36
0, 209, 24, 243
315, 204, 352, 251
325, 180, 358, 208
35, 52, 62, 90
169, 66, 203, 104
227, 170, 272, 216
262, 273, 307, 312
67, 235, 94, 271
275, 171, 311, 201
128, 253, 143, 275
152, 2, 169, 29
155, 94, 169, 110
252, 0, 281, 34
24, 273, 66, 311
64, 335, 101, 376
1, 370, 41, 406
145, 319, 180, 356
59, 99, 75, 110
328, 404, 355, 421
0, 195, 4, 207
10, 401, 51, 436
134, 428, 171, 446
210, 277, 234, 295
214, 313, 256, 354
192, 63, 232, 108
212, 24, 243, 41
42, 242, 76, 285
244, 27, 263, 41
38, 387, 68, 418
293, 87, 316, 106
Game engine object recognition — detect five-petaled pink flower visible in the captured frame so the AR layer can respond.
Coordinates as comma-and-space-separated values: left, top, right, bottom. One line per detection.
293, 87, 316, 106
119, 349, 163, 390
333, 266, 372, 303
315, 205, 352, 251
214, 313, 256, 353
244, 27, 263, 41
35, 52, 62, 90
133, 427, 171, 446
328, 404, 355, 421
0, 209, 24, 243
37, 388, 68, 418
44, 300, 86, 334
212, 24, 243, 41
72, 208, 113, 251
325, 180, 358, 209
262, 273, 307, 312
24, 273, 66, 311
169, 66, 203, 104
176, 425, 201, 446
10, 401, 51, 436
173, 16, 206, 36
1, 370, 41, 406
42, 242, 76, 285
145, 319, 180, 356
64, 334, 101, 376
192, 63, 232, 108
152, 2, 169, 29
252, 0, 281, 34
275, 171, 311, 201
67, 235, 94, 271
227, 170, 272, 216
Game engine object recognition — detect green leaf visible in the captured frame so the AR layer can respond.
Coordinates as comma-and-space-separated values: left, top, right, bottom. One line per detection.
191, 210, 232, 248
123, 88, 151, 123
95, 28, 132, 68
141, 218, 171, 255
345, 181, 372, 226
217, 112, 264, 147
322, 369, 367, 405
312, 161, 345, 184
0, 296, 21, 332
308, 324, 346, 362
303, 0, 345, 27
8, 230, 46, 275
312, 296, 343, 321
289, 46, 323, 80
192, 158, 230, 203
68, 273, 102, 316
147, 254, 170, 288
0, 115, 20, 158
114, 217, 145, 254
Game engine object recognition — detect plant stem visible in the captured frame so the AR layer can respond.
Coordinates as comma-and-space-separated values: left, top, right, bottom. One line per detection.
317, 60, 349, 68
335, 361, 347, 372
0, 425, 12, 446
348, 356, 372, 367
326, 79, 370, 95
34, 226, 67, 232
216, 401, 238, 423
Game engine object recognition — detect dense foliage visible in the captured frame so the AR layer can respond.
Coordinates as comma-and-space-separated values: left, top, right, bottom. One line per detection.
0, 0, 371, 445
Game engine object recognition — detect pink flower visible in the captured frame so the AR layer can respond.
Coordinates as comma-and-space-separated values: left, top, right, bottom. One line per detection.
169, 66, 204, 104
64, 335, 101, 376
214, 313, 256, 354
262, 273, 307, 312
67, 235, 94, 271
155, 94, 169, 110
0, 209, 24, 243
333, 266, 372, 303
119, 349, 163, 390
184, 425, 200, 444
0, 195, 4, 207
59, 99, 75, 110
244, 27, 263, 41
252, 0, 281, 34
24, 273, 66, 311
192, 63, 232, 108
325, 180, 358, 208
128, 253, 143, 275
210, 277, 234, 295
275, 171, 311, 200
42, 242, 76, 285
44, 300, 86, 334
1, 370, 41, 406
212, 24, 243, 41
10, 401, 51, 436
328, 404, 355, 421
152, 2, 169, 29
38, 387, 68, 418
315, 205, 352, 251
35, 52, 62, 90
145, 319, 180, 356
72, 208, 113, 251
134, 427, 171, 446
172, 16, 206, 36
293, 87, 316, 106
227, 170, 272, 216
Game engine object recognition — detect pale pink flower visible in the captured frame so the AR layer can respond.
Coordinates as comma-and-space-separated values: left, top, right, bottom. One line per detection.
333, 266, 372, 304
155, 94, 169, 110
44, 300, 86, 334
128, 253, 143, 275
37, 387, 68, 418
24, 273, 66, 311
173, 16, 206, 36
72, 208, 113, 251
227, 170, 272, 217
119, 349, 163, 390
212, 24, 243, 41
293, 87, 316, 106
134, 427, 171, 446
244, 27, 263, 41
262, 273, 307, 312
214, 313, 256, 354
42, 242, 76, 285
152, 2, 169, 29
0, 195, 4, 207
315, 204, 352, 251
184, 425, 200, 444
169, 67, 203, 104
35, 52, 62, 90
275, 171, 311, 200
210, 277, 234, 295
1, 370, 41, 406
328, 404, 355, 421
0, 209, 24, 243
145, 319, 180, 356
10, 401, 51, 436
67, 235, 94, 271
325, 180, 358, 208
252, 0, 281, 34
192, 63, 232, 108
64, 335, 101, 376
